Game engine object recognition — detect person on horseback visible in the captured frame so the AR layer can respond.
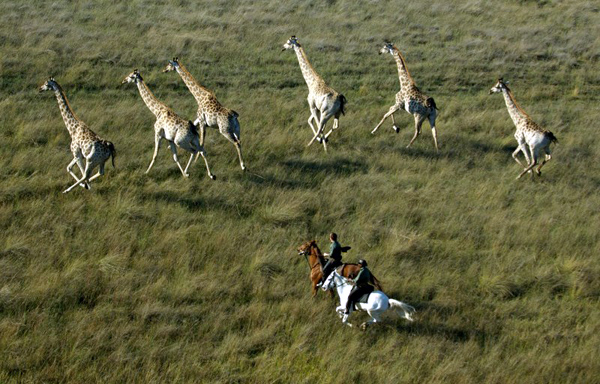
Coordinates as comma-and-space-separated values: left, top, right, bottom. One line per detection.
343, 259, 375, 323
317, 232, 345, 287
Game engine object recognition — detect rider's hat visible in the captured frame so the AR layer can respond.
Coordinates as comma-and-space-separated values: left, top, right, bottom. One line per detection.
358, 259, 368, 267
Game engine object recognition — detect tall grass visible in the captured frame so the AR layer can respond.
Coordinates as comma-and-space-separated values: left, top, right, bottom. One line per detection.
1, 0, 600, 382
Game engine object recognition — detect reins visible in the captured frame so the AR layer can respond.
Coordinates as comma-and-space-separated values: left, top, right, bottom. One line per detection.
300, 244, 324, 271
302, 252, 321, 270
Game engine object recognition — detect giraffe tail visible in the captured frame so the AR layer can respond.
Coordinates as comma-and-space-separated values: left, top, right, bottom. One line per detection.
339, 94, 347, 116
105, 141, 116, 168
545, 131, 558, 144
426, 97, 438, 111
188, 121, 199, 135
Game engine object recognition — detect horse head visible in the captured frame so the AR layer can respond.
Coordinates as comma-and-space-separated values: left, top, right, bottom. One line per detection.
297, 240, 314, 256
322, 270, 340, 291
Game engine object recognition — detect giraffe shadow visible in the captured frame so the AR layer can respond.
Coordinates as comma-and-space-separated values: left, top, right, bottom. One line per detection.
139, 190, 252, 217
240, 158, 368, 189
281, 158, 368, 177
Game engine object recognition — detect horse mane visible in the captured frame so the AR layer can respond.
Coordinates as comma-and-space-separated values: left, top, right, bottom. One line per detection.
310, 240, 327, 266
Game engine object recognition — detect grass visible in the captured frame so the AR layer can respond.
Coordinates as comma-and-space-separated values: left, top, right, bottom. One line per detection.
1, 0, 600, 382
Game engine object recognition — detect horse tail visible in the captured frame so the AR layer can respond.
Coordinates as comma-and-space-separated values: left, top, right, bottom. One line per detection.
339, 94, 347, 116
388, 299, 415, 322
545, 131, 558, 144
426, 97, 438, 111
371, 275, 383, 291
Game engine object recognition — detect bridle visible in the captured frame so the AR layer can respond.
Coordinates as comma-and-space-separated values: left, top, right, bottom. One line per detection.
298, 244, 322, 271
324, 272, 351, 290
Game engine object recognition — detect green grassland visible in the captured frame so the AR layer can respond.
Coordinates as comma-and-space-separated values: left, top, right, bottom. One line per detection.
1, 0, 600, 382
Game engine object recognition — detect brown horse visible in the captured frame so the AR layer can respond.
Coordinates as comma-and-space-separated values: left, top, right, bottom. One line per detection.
297, 240, 382, 296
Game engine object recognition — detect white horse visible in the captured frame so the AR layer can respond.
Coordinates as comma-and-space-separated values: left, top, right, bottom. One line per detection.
322, 271, 415, 328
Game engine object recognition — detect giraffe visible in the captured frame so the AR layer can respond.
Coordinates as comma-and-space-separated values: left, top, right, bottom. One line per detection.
282, 36, 346, 151
121, 69, 215, 180
372, 43, 439, 153
489, 78, 557, 179
163, 58, 245, 171
39, 78, 116, 194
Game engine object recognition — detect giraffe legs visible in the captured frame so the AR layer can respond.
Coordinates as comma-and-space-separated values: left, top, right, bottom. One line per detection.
391, 113, 399, 133
428, 113, 439, 153
190, 135, 216, 180
323, 117, 339, 140
146, 134, 162, 174
512, 146, 528, 168
518, 146, 540, 179
307, 109, 319, 137
536, 146, 552, 175
371, 104, 400, 134
63, 159, 96, 193
168, 141, 189, 178
308, 111, 333, 151
230, 117, 245, 171
66, 156, 90, 189
407, 114, 426, 148
183, 152, 195, 176
196, 149, 216, 180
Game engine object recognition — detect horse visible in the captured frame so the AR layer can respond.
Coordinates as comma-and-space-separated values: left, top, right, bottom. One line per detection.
297, 240, 382, 296
322, 270, 415, 329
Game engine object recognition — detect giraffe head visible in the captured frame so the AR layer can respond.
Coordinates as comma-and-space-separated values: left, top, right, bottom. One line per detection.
489, 78, 509, 94
122, 69, 142, 84
379, 42, 397, 56
38, 77, 59, 93
282, 36, 300, 51
163, 57, 181, 73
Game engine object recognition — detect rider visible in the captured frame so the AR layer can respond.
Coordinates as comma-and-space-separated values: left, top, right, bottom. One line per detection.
343, 259, 375, 323
318, 232, 344, 287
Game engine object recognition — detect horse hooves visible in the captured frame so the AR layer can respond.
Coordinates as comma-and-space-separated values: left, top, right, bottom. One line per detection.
393, 126, 400, 133
210, 175, 217, 180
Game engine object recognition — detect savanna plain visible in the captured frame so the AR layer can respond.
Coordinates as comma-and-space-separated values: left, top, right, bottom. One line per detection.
1, 0, 600, 383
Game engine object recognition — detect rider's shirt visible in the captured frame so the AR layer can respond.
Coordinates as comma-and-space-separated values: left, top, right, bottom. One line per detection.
353, 267, 372, 287
329, 240, 342, 261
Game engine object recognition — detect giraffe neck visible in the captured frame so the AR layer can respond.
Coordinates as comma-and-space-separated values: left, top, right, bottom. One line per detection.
501, 88, 529, 127
392, 49, 415, 90
294, 45, 324, 92
52, 86, 79, 137
135, 79, 165, 116
174, 63, 213, 106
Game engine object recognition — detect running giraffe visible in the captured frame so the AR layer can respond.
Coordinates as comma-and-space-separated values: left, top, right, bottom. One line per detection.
282, 36, 346, 151
372, 42, 439, 153
39, 78, 116, 193
489, 78, 557, 179
122, 69, 215, 180
163, 58, 245, 171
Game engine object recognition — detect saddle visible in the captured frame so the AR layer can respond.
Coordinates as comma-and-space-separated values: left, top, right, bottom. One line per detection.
351, 285, 375, 310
